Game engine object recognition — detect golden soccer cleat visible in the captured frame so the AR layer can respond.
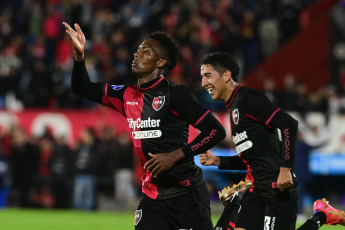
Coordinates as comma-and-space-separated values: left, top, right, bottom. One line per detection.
218, 180, 252, 206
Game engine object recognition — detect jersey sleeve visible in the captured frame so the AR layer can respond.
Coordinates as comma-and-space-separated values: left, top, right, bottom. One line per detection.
170, 86, 226, 158
268, 110, 298, 168
241, 89, 298, 168
240, 89, 280, 125
169, 86, 209, 125
71, 59, 103, 103
102, 83, 127, 116
71, 59, 126, 116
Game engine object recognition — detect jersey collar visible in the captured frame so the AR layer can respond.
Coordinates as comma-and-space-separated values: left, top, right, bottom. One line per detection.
138, 77, 165, 90
226, 85, 241, 108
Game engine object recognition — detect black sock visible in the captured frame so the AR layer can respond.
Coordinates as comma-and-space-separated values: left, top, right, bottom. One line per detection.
297, 212, 327, 230
214, 196, 240, 230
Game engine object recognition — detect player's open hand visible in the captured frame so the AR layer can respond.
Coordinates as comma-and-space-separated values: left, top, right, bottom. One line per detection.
62, 22, 85, 61
199, 150, 219, 166
144, 149, 184, 178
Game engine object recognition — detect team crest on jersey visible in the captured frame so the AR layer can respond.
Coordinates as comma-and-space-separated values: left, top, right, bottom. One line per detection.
232, 108, 239, 125
111, 85, 124, 90
134, 209, 142, 225
152, 96, 165, 111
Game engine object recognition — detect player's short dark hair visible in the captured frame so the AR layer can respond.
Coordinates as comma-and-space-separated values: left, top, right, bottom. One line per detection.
147, 31, 179, 75
201, 52, 240, 82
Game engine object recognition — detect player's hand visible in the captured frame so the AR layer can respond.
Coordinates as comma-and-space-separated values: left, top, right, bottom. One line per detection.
277, 167, 293, 191
62, 22, 85, 61
199, 150, 220, 166
143, 149, 184, 178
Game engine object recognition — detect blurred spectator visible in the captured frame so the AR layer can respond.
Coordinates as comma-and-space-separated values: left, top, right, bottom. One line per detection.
73, 127, 102, 210
112, 133, 136, 205
278, 0, 304, 45
43, 2, 63, 66
49, 136, 74, 209
262, 77, 279, 105
306, 87, 329, 115
31, 135, 55, 209
18, 59, 51, 107
0, 46, 22, 108
0, 140, 9, 207
8, 126, 40, 207
240, 9, 260, 73
278, 73, 299, 111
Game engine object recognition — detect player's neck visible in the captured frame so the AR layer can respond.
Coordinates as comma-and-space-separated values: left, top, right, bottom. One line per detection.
223, 82, 239, 103
137, 70, 163, 86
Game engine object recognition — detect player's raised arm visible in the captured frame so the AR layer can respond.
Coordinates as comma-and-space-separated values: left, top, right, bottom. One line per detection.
63, 22, 103, 104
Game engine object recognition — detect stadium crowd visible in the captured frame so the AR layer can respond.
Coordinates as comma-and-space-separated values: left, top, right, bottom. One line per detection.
0, 0, 317, 109
0, 124, 140, 210
1, 0, 345, 214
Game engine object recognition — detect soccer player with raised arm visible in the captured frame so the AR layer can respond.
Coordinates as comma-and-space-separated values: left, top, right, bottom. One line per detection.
199, 52, 345, 230
62, 22, 227, 230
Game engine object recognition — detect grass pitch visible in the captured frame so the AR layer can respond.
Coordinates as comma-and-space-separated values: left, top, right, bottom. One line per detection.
0, 208, 342, 230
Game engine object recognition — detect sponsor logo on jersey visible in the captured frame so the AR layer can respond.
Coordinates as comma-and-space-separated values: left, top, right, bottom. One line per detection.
232, 131, 248, 144
111, 85, 124, 90
127, 117, 162, 139
132, 130, 162, 139
152, 96, 165, 111
235, 140, 253, 153
126, 101, 138, 105
232, 108, 239, 125
127, 117, 161, 131
233, 131, 252, 153
134, 209, 142, 225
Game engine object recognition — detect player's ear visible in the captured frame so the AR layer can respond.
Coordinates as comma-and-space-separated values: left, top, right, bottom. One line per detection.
223, 70, 232, 83
157, 59, 167, 68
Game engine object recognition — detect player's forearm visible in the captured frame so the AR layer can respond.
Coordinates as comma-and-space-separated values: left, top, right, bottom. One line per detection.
181, 113, 226, 158
218, 156, 246, 170
270, 110, 298, 168
71, 59, 103, 103
71, 59, 89, 95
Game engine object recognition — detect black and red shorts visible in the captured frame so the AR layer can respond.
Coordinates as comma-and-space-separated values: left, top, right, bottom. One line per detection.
134, 181, 213, 230
236, 189, 298, 230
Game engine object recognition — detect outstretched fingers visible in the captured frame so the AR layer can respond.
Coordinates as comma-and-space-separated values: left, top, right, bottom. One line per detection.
63, 22, 77, 39
74, 23, 82, 34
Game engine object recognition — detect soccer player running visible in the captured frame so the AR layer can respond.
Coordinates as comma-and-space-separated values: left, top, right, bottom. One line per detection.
62, 22, 227, 230
199, 52, 345, 230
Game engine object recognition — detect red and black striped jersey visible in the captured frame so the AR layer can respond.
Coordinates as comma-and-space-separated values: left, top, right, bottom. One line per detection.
219, 86, 298, 198
71, 60, 226, 200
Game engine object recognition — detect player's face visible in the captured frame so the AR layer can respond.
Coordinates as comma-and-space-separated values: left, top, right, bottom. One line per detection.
201, 64, 228, 102
131, 39, 164, 78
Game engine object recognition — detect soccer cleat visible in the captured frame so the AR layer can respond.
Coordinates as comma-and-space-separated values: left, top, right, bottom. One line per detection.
218, 180, 252, 206
313, 198, 345, 226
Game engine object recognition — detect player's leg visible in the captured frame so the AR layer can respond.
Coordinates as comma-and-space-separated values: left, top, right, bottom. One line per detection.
166, 180, 214, 230
214, 196, 240, 230
214, 180, 252, 230
264, 189, 298, 230
297, 198, 345, 230
134, 194, 172, 230
135, 181, 214, 230
235, 190, 266, 230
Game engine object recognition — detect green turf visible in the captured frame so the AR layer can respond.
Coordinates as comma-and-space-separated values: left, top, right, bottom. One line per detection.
0, 208, 342, 230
